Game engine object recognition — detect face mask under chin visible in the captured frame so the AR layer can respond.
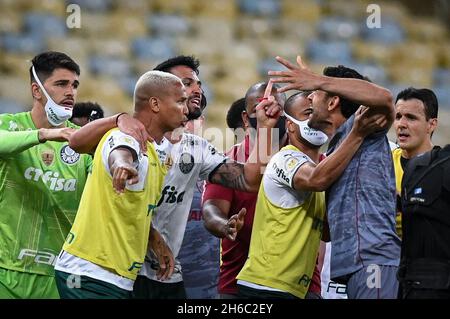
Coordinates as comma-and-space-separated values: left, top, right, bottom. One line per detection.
32, 66, 72, 126
285, 113, 328, 147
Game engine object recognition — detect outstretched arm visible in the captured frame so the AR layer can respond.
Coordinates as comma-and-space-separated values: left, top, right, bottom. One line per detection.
69, 113, 151, 154
0, 127, 75, 157
269, 55, 394, 125
202, 198, 246, 241
293, 106, 387, 192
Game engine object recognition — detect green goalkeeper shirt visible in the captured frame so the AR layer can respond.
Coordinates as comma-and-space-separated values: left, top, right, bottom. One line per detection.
0, 111, 92, 276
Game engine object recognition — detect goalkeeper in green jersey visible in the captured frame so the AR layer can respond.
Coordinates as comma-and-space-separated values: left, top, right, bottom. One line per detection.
0, 51, 146, 298
0, 51, 91, 298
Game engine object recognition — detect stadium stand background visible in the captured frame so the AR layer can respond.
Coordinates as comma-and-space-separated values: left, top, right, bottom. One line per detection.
1, 0, 449, 149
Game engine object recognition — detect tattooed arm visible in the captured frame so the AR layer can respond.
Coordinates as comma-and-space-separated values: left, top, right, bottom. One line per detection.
209, 160, 255, 192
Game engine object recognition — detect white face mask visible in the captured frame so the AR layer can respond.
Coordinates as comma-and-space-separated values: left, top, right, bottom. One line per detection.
32, 66, 73, 126
285, 112, 328, 146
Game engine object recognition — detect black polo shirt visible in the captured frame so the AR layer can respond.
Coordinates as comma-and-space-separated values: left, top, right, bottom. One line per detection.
401, 145, 450, 260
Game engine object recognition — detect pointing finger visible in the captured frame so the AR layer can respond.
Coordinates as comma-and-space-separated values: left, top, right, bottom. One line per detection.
263, 80, 273, 99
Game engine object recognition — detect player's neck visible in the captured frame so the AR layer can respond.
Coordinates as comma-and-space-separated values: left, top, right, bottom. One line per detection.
402, 141, 434, 159
146, 125, 164, 144
133, 111, 165, 143
164, 128, 184, 144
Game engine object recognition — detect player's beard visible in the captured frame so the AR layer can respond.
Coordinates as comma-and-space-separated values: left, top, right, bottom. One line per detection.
187, 106, 202, 120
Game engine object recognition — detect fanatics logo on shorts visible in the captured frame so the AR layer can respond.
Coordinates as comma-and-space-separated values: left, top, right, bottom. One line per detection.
41, 149, 55, 166
60, 145, 80, 165
179, 152, 194, 174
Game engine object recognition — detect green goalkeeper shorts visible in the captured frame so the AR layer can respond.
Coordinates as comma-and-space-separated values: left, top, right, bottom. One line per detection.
0, 266, 59, 299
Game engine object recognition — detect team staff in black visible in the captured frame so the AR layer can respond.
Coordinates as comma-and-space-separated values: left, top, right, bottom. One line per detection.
399, 143, 450, 299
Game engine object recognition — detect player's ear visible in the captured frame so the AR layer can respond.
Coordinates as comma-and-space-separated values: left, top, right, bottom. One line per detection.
287, 118, 296, 133
428, 118, 437, 135
328, 95, 340, 112
241, 111, 249, 129
31, 82, 42, 100
149, 97, 160, 113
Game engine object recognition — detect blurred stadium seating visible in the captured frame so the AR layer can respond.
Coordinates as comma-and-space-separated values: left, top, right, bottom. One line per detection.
0, 0, 449, 147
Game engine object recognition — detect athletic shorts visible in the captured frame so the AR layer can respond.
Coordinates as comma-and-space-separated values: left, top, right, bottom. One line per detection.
132, 275, 186, 299
55, 270, 131, 299
346, 265, 399, 299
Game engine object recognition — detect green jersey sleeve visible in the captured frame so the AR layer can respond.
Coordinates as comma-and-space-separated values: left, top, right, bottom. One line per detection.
0, 130, 41, 157
0, 113, 42, 157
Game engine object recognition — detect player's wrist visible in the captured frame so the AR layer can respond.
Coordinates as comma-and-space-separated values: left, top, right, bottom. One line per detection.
38, 128, 47, 143
220, 221, 230, 238
115, 112, 128, 127
315, 74, 330, 91
348, 127, 364, 143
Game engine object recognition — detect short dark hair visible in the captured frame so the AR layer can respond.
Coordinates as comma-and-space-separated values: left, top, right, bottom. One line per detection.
395, 87, 438, 120
153, 55, 200, 74
30, 51, 80, 84
71, 101, 104, 121
323, 65, 365, 119
226, 98, 246, 129
284, 91, 311, 117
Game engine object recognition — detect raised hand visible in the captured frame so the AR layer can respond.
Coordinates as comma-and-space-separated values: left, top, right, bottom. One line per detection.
268, 55, 322, 93
352, 105, 388, 138
255, 95, 282, 129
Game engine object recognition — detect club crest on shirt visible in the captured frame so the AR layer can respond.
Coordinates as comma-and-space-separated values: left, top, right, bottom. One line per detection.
179, 152, 194, 174
165, 155, 173, 170
60, 145, 80, 165
119, 135, 134, 146
41, 149, 55, 166
285, 156, 299, 171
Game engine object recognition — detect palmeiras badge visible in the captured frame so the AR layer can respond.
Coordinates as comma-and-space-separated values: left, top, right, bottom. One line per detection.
179, 152, 194, 174
60, 145, 80, 164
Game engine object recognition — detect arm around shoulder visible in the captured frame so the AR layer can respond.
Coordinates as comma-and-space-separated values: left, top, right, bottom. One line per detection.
68, 115, 117, 154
